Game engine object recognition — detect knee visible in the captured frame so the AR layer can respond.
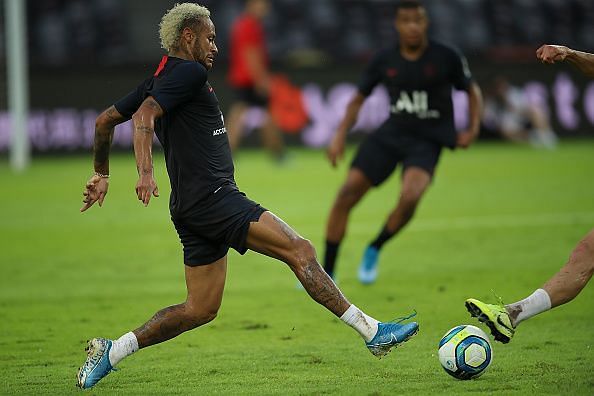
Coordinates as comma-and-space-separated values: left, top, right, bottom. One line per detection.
335, 184, 363, 209
184, 304, 219, 328
95, 111, 116, 130
569, 236, 594, 276
289, 237, 317, 270
398, 190, 423, 215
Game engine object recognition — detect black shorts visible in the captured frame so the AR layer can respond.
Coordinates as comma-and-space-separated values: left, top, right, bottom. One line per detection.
234, 86, 269, 107
351, 134, 442, 186
171, 185, 267, 266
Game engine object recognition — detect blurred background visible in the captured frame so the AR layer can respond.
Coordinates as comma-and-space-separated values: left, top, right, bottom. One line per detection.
1, 0, 594, 155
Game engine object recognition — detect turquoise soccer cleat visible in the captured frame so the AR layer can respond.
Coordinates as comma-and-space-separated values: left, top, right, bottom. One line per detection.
366, 312, 419, 358
358, 246, 379, 284
76, 338, 115, 389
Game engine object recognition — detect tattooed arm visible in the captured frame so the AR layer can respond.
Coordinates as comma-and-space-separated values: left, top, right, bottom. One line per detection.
80, 106, 127, 212
132, 96, 163, 206
94, 106, 127, 174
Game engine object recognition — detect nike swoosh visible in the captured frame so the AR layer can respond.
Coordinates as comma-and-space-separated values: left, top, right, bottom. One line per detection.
374, 334, 398, 346
496, 317, 513, 332
213, 186, 222, 194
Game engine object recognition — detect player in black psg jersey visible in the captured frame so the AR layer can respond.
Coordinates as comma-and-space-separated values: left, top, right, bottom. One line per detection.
323, 0, 483, 284
76, 3, 419, 389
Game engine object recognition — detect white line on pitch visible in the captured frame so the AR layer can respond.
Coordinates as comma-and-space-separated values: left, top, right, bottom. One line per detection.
294, 212, 594, 234
407, 212, 594, 232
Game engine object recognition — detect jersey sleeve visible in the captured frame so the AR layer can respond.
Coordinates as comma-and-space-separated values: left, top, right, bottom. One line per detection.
357, 51, 385, 97
113, 78, 151, 119
450, 48, 473, 91
147, 63, 207, 113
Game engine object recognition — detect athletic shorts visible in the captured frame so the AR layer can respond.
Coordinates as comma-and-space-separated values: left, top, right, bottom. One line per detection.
351, 133, 442, 186
171, 184, 267, 266
234, 86, 269, 107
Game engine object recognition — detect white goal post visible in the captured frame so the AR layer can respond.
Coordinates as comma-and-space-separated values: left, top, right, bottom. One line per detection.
6, 0, 29, 171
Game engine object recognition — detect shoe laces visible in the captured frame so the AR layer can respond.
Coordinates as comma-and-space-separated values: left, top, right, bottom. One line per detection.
81, 340, 118, 374
491, 289, 506, 307
389, 309, 417, 324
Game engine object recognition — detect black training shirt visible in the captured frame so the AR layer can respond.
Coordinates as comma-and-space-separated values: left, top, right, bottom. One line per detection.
358, 40, 473, 148
114, 56, 235, 216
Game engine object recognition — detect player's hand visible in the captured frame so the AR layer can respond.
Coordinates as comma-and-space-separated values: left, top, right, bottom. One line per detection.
327, 133, 345, 168
456, 131, 475, 149
135, 173, 159, 207
536, 45, 569, 64
80, 174, 109, 212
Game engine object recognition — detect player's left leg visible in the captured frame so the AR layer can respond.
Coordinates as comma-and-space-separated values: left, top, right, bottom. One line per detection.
466, 228, 594, 343
359, 166, 432, 284
246, 211, 419, 357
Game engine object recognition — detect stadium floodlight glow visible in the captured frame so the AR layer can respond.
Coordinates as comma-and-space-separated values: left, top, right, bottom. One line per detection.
5, 0, 30, 171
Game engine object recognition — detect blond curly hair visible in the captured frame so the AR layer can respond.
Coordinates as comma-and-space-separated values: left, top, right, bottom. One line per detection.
159, 3, 211, 51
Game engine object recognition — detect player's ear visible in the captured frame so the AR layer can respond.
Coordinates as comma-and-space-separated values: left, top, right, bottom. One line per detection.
181, 27, 195, 45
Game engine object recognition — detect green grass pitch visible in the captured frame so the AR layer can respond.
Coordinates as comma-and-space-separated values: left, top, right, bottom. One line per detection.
1, 141, 593, 394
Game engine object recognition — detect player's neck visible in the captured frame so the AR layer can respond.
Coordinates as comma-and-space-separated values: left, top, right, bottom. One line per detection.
169, 47, 196, 62
399, 38, 428, 61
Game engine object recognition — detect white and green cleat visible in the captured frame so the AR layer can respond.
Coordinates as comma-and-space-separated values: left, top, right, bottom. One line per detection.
465, 298, 515, 344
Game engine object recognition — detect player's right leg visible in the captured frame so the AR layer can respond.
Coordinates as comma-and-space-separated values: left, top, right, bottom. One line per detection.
467, 228, 594, 343
323, 168, 372, 278
76, 257, 227, 389
246, 211, 418, 357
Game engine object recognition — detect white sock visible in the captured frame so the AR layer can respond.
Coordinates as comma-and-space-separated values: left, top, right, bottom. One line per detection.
108, 332, 139, 366
506, 289, 552, 327
340, 304, 379, 342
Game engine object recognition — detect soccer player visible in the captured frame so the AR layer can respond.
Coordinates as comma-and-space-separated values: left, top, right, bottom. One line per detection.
226, 0, 285, 160
76, 3, 418, 389
465, 44, 594, 344
323, 0, 482, 284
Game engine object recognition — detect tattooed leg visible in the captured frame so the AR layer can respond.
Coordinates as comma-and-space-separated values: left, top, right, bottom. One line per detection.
246, 211, 350, 317
133, 256, 227, 349
133, 304, 206, 348
296, 258, 350, 317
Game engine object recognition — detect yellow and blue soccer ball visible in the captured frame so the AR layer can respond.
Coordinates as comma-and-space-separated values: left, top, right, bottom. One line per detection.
438, 324, 493, 380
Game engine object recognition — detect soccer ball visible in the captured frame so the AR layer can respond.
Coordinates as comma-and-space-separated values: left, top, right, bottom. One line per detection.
438, 325, 493, 380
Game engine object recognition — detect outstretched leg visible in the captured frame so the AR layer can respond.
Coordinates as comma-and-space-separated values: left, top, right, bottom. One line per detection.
248, 212, 350, 316
508, 228, 594, 322
246, 211, 418, 357
466, 229, 594, 343
323, 168, 372, 277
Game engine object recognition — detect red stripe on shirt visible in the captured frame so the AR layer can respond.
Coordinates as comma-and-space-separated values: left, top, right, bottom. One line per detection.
154, 56, 168, 77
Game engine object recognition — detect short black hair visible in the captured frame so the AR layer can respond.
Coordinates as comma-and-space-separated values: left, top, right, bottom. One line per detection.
395, 0, 424, 13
